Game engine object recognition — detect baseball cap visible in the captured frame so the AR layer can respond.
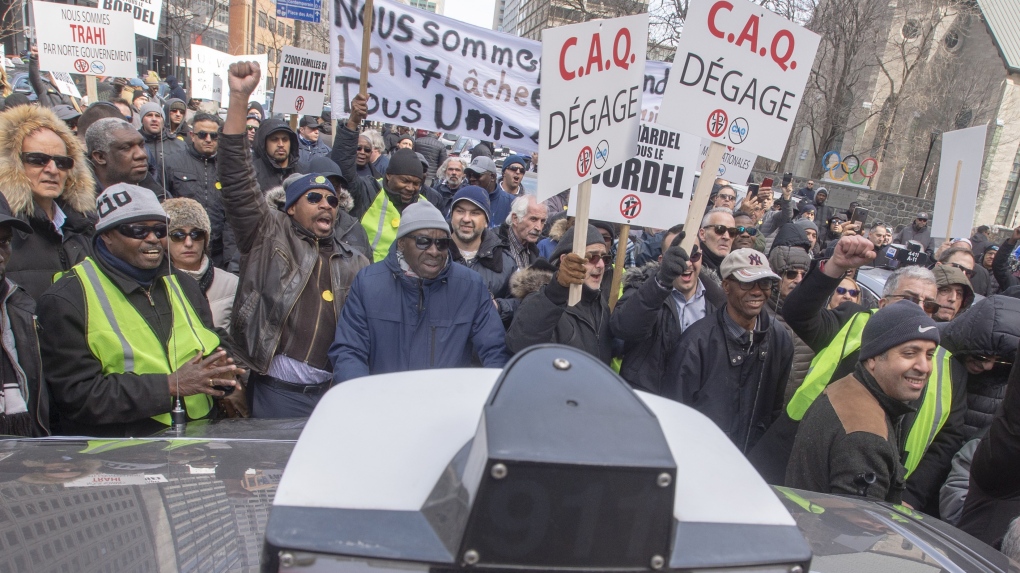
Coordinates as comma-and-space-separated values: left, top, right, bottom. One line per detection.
465, 155, 498, 176
917, 212, 929, 220
299, 115, 319, 128
720, 248, 781, 282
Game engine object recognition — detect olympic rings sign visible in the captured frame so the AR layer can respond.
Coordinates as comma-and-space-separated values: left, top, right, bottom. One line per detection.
822, 151, 879, 184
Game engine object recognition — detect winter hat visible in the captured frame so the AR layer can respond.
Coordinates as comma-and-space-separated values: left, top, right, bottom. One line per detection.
591, 220, 617, 243
794, 219, 818, 235
139, 101, 164, 120
797, 203, 816, 216
933, 264, 974, 309
387, 149, 425, 180
413, 152, 430, 173
502, 154, 527, 172
283, 173, 335, 211
860, 300, 940, 361
396, 201, 448, 240
397, 134, 414, 146
550, 224, 605, 263
449, 185, 492, 223
162, 197, 211, 235
95, 183, 167, 234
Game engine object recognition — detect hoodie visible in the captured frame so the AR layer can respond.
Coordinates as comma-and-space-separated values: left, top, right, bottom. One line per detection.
165, 75, 187, 102
253, 119, 306, 192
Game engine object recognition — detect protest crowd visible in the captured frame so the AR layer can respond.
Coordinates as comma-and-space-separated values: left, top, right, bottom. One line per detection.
5, 40, 1020, 560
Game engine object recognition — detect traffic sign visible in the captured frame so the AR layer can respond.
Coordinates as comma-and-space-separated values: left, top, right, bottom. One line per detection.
277, 0, 321, 23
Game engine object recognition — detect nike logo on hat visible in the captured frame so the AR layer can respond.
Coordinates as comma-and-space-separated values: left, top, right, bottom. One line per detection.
918, 326, 936, 333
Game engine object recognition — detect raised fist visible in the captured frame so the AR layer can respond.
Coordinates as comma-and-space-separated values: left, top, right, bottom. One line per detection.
227, 62, 262, 97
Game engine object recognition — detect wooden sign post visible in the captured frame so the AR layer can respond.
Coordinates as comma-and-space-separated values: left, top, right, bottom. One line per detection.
680, 142, 726, 253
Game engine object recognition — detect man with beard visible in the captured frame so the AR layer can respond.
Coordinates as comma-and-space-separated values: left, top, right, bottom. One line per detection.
435, 156, 468, 214
666, 248, 792, 453
138, 102, 183, 185
698, 207, 736, 287
252, 118, 306, 192
499, 195, 547, 269
894, 212, 936, 255
812, 188, 833, 227
447, 186, 518, 324
330, 201, 508, 380
612, 226, 725, 394
931, 264, 974, 323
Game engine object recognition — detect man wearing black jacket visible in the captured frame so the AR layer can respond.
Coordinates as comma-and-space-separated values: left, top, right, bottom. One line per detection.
992, 227, 1020, 292
253, 118, 306, 192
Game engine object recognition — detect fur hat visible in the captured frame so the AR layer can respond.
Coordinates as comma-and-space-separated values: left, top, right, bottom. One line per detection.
162, 198, 211, 235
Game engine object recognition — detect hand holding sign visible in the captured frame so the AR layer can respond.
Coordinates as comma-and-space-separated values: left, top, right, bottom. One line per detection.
347, 93, 368, 130
228, 62, 261, 98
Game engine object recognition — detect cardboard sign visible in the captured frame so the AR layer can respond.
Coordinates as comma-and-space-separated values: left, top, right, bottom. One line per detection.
33, 0, 137, 77
698, 140, 755, 182
49, 71, 82, 98
538, 13, 648, 200
932, 125, 987, 240
98, 0, 161, 39
273, 46, 329, 116
568, 122, 700, 229
190, 44, 267, 106
657, 0, 819, 160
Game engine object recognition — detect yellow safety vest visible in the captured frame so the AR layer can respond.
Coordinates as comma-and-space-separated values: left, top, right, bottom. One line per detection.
72, 258, 220, 425
786, 310, 953, 477
361, 188, 428, 263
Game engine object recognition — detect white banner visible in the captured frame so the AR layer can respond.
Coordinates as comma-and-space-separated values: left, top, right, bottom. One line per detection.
49, 71, 83, 99
538, 14, 647, 199
34, 0, 137, 77
273, 46, 329, 116
190, 45, 267, 106
658, 0, 820, 160
331, 0, 542, 152
568, 122, 700, 229
932, 125, 986, 240
698, 140, 755, 182
98, 0, 161, 39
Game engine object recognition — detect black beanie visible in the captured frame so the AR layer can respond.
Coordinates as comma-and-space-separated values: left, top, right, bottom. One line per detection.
860, 300, 940, 361
549, 224, 606, 263
387, 149, 424, 179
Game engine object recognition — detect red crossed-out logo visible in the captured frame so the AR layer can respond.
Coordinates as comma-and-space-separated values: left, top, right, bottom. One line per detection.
707, 109, 728, 138
620, 194, 642, 219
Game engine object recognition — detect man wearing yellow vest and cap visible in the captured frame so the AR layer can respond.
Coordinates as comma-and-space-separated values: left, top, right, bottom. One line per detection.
38, 183, 243, 437
749, 234, 966, 515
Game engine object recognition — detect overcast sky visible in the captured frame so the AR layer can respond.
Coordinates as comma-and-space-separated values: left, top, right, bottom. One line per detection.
443, 0, 497, 29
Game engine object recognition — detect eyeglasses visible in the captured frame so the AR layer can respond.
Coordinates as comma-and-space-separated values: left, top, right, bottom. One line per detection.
194, 131, 219, 141
305, 191, 339, 208
783, 269, 806, 280
689, 251, 702, 264
835, 287, 860, 297
169, 108, 185, 115
505, 166, 525, 174
116, 223, 168, 240
245, 125, 258, 132
734, 278, 776, 292
356, 146, 373, 152
169, 229, 208, 243
411, 235, 451, 251
735, 226, 758, 236
831, 218, 846, 224
703, 225, 739, 237
584, 252, 613, 266
716, 194, 736, 202
21, 152, 75, 170
969, 354, 1013, 367
946, 262, 975, 278
886, 293, 942, 315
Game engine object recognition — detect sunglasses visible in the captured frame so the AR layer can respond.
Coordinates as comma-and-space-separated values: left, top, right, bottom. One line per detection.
688, 251, 703, 264
716, 194, 736, 202
169, 229, 208, 243
703, 225, 739, 237
306, 191, 339, 208
886, 293, 942, 315
116, 223, 168, 240
735, 226, 758, 236
194, 131, 220, 141
21, 152, 75, 170
411, 235, 451, 251
734, 278, 776, 292
584, 252, 613, 266
783, 269, 806, 280
505, 166, 525, 174
245, 125, 258, 132
969, 354, 1013, 367
947, 262, 975, 278
356, 146, 373, 152
835, 287, 860, 297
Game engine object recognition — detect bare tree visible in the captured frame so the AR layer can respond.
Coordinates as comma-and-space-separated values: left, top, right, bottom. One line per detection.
162, 0, 224, 76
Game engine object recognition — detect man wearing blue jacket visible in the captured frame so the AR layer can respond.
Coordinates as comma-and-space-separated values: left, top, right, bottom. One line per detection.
330, 201, 509, 382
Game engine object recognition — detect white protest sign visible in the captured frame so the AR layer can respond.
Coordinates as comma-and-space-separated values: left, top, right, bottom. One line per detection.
273, 46, 329, 116
641, 60, 670, 124
190, 45, 267, 106
658, 0, 820, 160
49, 71, 82, 98
568, 122, 700, 229
932, 125, 986, 240
33, 0, 137, 77
98, 0, 161, 39
699, 140, 755, 182
538, 13, 648, 200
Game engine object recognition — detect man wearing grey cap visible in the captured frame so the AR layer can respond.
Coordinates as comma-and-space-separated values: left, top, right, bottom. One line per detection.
894, 211, 936, 255
38, 183, 244, 436
786, 300, 942, 503
665, 248, 793, 454
330, 200, 509, 382
297, 115, 330, 163
466, 155, 514, 229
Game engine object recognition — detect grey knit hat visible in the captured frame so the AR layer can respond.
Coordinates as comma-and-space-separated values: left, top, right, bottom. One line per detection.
550, 224, 605, 263
95, 183, 166, 234
396, 201, 449, 240
162, 197, 211, 235
139, 101, 164, 120
860, 300, 940, 361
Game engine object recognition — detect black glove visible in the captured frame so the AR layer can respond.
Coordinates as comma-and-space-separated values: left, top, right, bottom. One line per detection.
656, 235, 689, 287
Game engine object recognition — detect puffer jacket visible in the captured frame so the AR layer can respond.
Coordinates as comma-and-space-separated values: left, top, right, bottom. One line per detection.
266, 186, 371, 261
666, 305, 793, 453
329, 245, 509, 382
412, 134, 447, 184
610, 261, 724, 394
941, 294, 1020, 440
506, 262, 613, 364
449, 229, 519, 324
992, 237, 1020, 292
163, 139, 237, 269
217, 132, 370, 373
253, 119, 307, 193
179, 258, 238, 331
0, 105, 96, 301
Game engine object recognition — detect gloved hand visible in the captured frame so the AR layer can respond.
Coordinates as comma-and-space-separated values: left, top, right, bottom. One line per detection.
657, 244, 689, 287
557, 253, 588, 287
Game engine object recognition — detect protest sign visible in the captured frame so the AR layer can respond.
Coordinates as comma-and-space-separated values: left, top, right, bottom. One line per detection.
538, 13, 647, 199
273, 46, 330, 116
658, 0, 820, 160
33, 0, 137, 77
699, 140, 755, 182
49, 71, 83, 99
568, 123, 700, 230
190, 45, 267, 106
98, 0, 161, 39
932, 125, 986, 240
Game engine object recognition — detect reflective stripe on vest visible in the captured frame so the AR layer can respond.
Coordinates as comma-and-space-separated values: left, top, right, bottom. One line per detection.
361, 190, 428, 263
786, 309, 953, 477
73, 258, 219, 425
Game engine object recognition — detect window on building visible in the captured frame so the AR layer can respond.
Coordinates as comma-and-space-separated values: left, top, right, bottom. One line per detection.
286, 25, 293, 39
277, 21, 285, 35
997, 146, 1020, 226
257, 43, 266, 54
269, 16, 276, 32
258, 11, 267, 28
268, 48, 276, 62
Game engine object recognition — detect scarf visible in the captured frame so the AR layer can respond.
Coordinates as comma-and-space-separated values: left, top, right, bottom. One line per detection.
95, 238, 164, 287
0, 281, 32, 435
179, 256, 214, 294
699, 239, 726, 272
